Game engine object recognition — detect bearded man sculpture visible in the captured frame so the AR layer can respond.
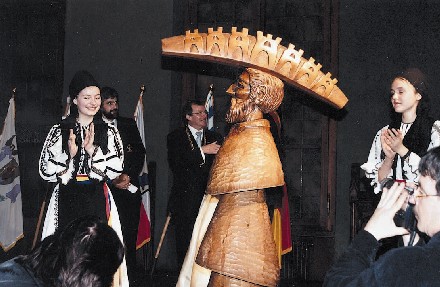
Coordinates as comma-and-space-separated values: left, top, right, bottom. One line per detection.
164, 27, 348, 287
179, 68, 285, 287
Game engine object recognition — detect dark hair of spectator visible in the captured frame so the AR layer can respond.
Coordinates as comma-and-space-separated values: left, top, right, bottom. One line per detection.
16, 216, 124, 287
100, 87, 119, 101
419, 146, 440, 195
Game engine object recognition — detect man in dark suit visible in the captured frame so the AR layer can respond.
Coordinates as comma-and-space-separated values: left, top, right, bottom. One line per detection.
100, 87, 146, 282
167, 99, 223, 268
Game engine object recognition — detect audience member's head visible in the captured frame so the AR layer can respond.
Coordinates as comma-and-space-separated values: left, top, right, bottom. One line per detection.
17, 216, 124, 287
100, 86, 120, 120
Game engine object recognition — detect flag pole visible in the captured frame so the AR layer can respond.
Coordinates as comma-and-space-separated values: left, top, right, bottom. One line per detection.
32, 183, 52, 249
150, 213, 171, 276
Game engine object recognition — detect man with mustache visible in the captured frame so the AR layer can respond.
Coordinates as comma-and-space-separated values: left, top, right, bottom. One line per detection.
100, 86, 146, 284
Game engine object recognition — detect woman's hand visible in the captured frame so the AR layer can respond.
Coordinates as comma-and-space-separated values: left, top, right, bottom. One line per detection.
68, 129, 78, 158
83, 123, 96, 156
380, 128, 396, 159
384, 128, 407, 155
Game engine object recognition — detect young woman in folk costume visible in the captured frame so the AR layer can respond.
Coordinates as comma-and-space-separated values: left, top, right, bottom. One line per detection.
361, 68, 440, 246
38, 70, 128, 286
362, 68, 440, 193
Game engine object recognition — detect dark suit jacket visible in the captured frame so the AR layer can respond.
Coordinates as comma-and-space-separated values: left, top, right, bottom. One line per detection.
107, 116, 146, 274
167, 125, 222, 223
116, 117, 146, 187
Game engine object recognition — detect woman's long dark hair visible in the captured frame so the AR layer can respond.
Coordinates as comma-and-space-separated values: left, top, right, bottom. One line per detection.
16, 216, 124, 287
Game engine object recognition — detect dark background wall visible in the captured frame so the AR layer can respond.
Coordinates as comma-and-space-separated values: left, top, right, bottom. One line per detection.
0, 0, 65, 258
2, 0, 440, 277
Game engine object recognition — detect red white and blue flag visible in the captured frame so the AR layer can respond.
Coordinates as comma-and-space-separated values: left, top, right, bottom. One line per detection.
205, 84, 214, 131
134, 86, 151, 249
0, 95, 24, 251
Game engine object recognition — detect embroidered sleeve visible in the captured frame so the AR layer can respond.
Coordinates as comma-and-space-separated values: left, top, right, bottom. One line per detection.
39, 124, 74, 185
361, 127, 390, 194
88, 125, 124, 181
402, 121, 440, 185
427, 121, 440, 151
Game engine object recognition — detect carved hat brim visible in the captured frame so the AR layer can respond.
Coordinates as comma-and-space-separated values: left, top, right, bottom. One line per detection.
161, 27, 348, 109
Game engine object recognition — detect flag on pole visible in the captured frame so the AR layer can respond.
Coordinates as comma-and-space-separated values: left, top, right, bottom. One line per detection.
205, 84, 214, 131
267, 111, 292, 263
62, 96, 71, 120
134, 85, 151, 249
0, 94, 24, 252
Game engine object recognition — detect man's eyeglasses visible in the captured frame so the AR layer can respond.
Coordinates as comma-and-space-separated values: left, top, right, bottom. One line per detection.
191, 111, 208, 116
412, 194, 440, 199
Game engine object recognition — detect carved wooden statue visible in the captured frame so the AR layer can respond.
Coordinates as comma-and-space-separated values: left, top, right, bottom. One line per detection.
162, 27, 348, 287
195, 68, 284, 286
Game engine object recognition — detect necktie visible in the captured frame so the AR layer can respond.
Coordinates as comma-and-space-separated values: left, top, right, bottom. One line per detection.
196, 131, 202, 147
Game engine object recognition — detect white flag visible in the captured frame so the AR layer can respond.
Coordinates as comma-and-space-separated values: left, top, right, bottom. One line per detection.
133, 88, 151, 248
0, 97, 24, 251
62, 96, 71, 120
205, 85, 214, 131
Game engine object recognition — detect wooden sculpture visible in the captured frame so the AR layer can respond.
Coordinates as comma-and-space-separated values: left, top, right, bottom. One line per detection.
162, 27, 348, 287
196, 68, 284, 286
162, 27, 348, 109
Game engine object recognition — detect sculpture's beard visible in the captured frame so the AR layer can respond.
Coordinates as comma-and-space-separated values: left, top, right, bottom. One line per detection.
225, 98, 257, 123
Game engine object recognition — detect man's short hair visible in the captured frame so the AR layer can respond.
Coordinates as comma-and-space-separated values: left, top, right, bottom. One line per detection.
101, 86, 119, 101
182, 99, 205, 124
419, 146, 440, 194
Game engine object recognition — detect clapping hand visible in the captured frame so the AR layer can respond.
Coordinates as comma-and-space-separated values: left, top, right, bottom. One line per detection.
383, 128, 405, 154
68, 129, 78, 158
83, 123, 96, 156
380, 127, 396, 159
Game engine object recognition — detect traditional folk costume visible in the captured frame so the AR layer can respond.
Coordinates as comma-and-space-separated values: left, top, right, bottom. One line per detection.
361, 116, 440, 194
39, 119, 129, 286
